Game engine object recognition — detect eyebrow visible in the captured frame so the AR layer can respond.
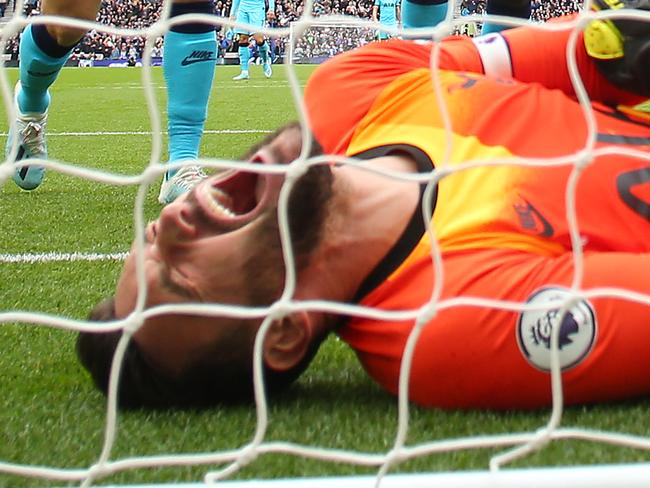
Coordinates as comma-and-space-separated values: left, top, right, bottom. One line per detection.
158, 265, 198, 301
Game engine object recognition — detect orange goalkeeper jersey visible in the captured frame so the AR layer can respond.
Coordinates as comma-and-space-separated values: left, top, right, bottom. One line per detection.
305, 32, 650, 408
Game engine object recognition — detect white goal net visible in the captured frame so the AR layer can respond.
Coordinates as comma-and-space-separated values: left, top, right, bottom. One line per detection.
1, 0, 650, 487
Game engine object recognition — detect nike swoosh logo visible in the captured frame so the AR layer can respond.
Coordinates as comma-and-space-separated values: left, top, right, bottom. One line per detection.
514, 197, 554, 238
27, 69, 59, 77
181, 57, 217, 66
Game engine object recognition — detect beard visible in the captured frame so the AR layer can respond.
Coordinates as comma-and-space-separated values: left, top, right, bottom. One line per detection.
242, 157, 334, 306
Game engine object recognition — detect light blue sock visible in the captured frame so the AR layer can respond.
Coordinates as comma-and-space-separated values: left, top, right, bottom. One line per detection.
18, 25, 72, 113
482, 15, 520, 34
238, 45, 250, 71
163, 30, 217, 172
402, 1, 449, 31
258, 41, 269, 63
482, 0, 531, 34
481, 17, 530, 34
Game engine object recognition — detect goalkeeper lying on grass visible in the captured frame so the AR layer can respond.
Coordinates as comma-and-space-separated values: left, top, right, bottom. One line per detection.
78, 7, 650, 409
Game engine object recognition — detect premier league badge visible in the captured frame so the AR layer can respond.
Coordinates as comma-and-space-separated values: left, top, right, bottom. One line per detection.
517, 287, 597, 372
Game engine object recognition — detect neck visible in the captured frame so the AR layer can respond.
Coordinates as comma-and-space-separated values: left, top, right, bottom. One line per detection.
298, 154, 420, 304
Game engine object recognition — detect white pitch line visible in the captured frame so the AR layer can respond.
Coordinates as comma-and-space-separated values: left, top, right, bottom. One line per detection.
0, 251, 128, 264
0, 129, 272, 137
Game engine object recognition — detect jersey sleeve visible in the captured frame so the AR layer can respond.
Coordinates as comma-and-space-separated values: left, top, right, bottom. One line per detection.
497, 17, 644, 107
437, 15, 643, 106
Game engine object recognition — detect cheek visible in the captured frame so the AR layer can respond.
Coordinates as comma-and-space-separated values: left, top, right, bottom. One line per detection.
188, 255, 247, 305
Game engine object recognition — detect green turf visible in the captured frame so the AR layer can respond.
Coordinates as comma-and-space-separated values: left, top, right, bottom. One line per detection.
1, 65, 649, 487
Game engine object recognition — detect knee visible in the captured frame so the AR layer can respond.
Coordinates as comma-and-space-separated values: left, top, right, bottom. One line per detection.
45, 25, 86, 47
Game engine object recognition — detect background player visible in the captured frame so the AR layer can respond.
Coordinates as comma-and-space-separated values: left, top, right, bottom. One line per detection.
401, 0, 531, 36
7, 0, 217, 205
229, 0, 275, 80
77, 9, 650, 409
482, 0, 532, 34
372, 0, 401, 41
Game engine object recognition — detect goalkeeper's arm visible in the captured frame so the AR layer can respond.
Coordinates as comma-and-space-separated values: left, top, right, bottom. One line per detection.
584, 0, 650, 97
401, 11, 648, 106
470, 12, 649, 106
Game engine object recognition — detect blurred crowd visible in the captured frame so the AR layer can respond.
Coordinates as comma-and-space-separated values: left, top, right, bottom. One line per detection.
3, 0, 582, 62
291, 25, 375, 60
530, 0, 581, 21
460, 0, 580, 21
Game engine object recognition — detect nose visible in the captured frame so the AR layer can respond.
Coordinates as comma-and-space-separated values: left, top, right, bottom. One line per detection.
249, 152, 266, 165
156, 200, 197, 251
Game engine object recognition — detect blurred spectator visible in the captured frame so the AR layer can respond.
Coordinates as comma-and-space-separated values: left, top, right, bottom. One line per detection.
24, 0, 38, 17
248, 37, 261, 65
217, 31, 232, 59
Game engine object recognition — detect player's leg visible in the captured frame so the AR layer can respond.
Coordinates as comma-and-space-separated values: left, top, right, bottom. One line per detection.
482, 0, 531, 35
401, 248, 650, 409
253, 32, 272, 78
376, 29, 391, 42
233, 33, 251, 79
244, 2, 271, 78
9, 0, 101, 190
158, 0, 216, 204
401, 0, 449, 34
233, 9, 251, 80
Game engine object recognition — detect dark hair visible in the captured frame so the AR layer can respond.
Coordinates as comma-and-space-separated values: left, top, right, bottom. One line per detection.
77, 298, 329, 409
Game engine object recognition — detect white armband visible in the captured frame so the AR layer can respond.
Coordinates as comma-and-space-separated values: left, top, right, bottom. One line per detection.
472, 33, 513, 79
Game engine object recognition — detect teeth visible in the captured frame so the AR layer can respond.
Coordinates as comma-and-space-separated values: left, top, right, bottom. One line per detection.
202, 184, 238, 218
211, 188, 237, 217
210, 199, 237, 218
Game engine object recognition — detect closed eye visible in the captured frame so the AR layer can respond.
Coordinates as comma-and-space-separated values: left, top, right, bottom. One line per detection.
158, 265, 198, 301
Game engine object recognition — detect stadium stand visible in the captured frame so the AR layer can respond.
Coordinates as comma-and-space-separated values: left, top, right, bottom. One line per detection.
2, 0, 583, 63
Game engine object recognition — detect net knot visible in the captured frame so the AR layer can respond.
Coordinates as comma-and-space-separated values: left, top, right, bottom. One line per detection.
574, 148, 594, 169
268, 300, 294, 321
417, 303, 439, 325
285, 159, 310, 181
237, 444, 259, 467
142, 164, 164, 184
121, 311, 145, 335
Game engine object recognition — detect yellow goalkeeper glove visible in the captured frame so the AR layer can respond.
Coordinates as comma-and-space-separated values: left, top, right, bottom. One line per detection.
583, 0, 650, 96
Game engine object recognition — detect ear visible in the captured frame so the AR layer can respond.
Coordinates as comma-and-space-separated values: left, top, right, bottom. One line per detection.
263, 311, 312, 372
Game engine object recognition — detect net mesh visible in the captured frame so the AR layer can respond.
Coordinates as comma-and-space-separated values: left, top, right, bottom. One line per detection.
1, 0, 650, 486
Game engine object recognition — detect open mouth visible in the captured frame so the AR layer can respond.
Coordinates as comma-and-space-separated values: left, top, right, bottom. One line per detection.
196, 169, 272, 227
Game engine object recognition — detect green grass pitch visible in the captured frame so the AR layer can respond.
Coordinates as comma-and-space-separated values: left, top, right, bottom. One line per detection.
1, 64, 649, 487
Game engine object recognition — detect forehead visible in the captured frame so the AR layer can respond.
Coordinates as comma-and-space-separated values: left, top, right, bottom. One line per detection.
273, 126, 303, 156
250, 124, 304, 163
